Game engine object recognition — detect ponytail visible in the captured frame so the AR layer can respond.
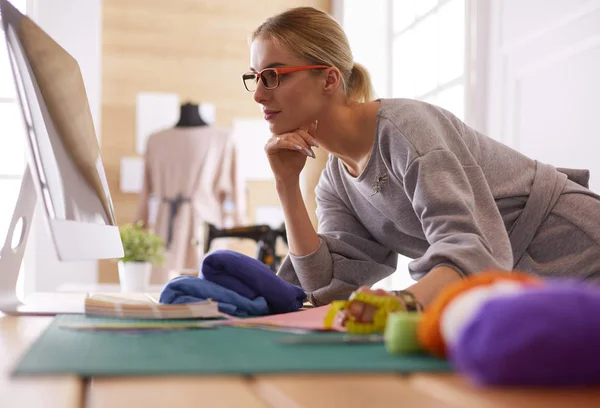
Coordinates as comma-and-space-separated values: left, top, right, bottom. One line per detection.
347, 63, 374, 103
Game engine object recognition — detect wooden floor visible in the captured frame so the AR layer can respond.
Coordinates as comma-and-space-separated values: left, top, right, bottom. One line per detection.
2, 315, 600, 408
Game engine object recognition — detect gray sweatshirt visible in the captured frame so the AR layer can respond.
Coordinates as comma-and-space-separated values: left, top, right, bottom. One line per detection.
277, 98, 597, 306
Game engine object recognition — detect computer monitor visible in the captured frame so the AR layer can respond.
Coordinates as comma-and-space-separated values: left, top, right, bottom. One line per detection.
0, 0, 124, 314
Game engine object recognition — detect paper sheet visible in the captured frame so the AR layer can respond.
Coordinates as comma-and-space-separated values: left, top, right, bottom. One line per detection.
218, 306, 344, 332
119, 156, 144, 193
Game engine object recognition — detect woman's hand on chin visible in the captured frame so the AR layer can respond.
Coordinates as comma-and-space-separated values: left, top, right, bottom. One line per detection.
265, 121, 319, 183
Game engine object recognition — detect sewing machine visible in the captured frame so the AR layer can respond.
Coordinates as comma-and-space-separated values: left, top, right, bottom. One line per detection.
203, 222, 288, 272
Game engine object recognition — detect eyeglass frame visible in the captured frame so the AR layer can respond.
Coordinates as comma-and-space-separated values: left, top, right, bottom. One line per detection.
241, 65, 330, 92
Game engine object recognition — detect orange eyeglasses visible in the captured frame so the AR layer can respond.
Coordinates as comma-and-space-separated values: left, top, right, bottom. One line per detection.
242, 65, 330, 92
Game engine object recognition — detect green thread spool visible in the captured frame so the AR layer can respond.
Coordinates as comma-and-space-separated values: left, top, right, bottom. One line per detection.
384, 311, 424, 354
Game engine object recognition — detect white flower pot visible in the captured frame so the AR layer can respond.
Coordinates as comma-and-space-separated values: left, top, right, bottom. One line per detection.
118, 261, 152, 292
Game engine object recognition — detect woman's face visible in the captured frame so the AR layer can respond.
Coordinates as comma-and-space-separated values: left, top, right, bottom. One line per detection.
250, 36, 326, 135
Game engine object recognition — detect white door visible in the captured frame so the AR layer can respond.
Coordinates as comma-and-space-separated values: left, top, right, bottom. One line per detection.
483, 0, 600, 193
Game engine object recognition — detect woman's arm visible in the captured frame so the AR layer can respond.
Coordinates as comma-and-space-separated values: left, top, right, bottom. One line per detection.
266, 126, 395, 305
276, 178, 320, 257
407, 265, 463, 306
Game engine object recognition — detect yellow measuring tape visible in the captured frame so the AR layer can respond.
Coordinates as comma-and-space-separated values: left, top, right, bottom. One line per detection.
323, 292, 404, 334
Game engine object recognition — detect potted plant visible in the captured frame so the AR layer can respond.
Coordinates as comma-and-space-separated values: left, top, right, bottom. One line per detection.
117, 222, 165, 292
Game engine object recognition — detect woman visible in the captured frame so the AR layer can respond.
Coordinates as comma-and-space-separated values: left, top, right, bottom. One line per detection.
242, 7, 600, 319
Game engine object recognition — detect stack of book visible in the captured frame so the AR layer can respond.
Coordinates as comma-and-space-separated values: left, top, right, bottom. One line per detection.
84, 293, 224, 320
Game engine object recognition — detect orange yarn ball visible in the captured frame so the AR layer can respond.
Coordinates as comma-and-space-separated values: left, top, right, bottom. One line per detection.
417, 270, 542, 358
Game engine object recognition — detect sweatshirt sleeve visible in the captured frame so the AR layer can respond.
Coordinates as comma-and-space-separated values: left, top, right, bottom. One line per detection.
276, 167, 397, 306
403, 149, 513, 279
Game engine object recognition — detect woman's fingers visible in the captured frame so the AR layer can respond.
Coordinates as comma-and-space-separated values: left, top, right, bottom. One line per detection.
296, 121, 319, 148
296, 130, 319, 149
342, 286, 396, 325
346, 301, 377, 323
264, 120, 319, 157
265, 132, 315, 158
267, 121, 319, 158
348, 301, 364, 317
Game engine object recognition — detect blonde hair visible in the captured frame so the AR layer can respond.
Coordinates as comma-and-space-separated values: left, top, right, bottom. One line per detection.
251, 7, 374, 103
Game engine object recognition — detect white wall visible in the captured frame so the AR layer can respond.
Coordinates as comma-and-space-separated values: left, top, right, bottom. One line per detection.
481, 0, 600, 194
23, 0, 102, 293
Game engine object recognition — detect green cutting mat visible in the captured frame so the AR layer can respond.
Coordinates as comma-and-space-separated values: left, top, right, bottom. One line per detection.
12, 314, 452, 377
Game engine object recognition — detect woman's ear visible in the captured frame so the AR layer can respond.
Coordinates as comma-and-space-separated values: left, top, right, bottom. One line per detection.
322, 67, 342, 94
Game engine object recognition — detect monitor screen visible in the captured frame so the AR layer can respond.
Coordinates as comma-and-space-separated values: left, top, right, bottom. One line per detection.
1, 1, 116, 226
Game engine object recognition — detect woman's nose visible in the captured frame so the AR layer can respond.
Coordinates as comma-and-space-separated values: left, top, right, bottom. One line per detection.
253, 80, 269, 104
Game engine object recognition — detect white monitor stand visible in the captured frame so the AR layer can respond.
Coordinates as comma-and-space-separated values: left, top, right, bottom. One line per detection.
0, 167, 35, 312
0, 167, 78, 315
0, 167, 114, 315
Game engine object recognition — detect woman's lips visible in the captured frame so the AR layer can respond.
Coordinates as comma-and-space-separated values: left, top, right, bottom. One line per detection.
263, 110, 280, 121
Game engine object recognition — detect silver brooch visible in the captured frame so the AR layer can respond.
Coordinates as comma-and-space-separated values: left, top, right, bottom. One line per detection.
371, 174, 388, 196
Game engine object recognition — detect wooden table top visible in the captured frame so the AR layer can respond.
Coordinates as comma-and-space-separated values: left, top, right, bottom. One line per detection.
2, 314, 600, 408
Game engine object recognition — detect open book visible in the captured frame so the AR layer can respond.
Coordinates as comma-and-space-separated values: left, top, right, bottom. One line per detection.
84, 293, 224, 320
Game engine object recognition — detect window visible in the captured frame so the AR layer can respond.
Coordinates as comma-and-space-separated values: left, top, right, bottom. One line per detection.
1, 0, 28, 294
392, 0, 465, 118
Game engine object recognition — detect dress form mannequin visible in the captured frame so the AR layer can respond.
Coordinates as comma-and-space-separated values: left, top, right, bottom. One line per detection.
161, 102, 206, 256
175, 102, 207, 127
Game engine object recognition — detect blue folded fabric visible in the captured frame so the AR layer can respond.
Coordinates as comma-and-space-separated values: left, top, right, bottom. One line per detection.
159, 276, 269, 317
200, 250, 307, 314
